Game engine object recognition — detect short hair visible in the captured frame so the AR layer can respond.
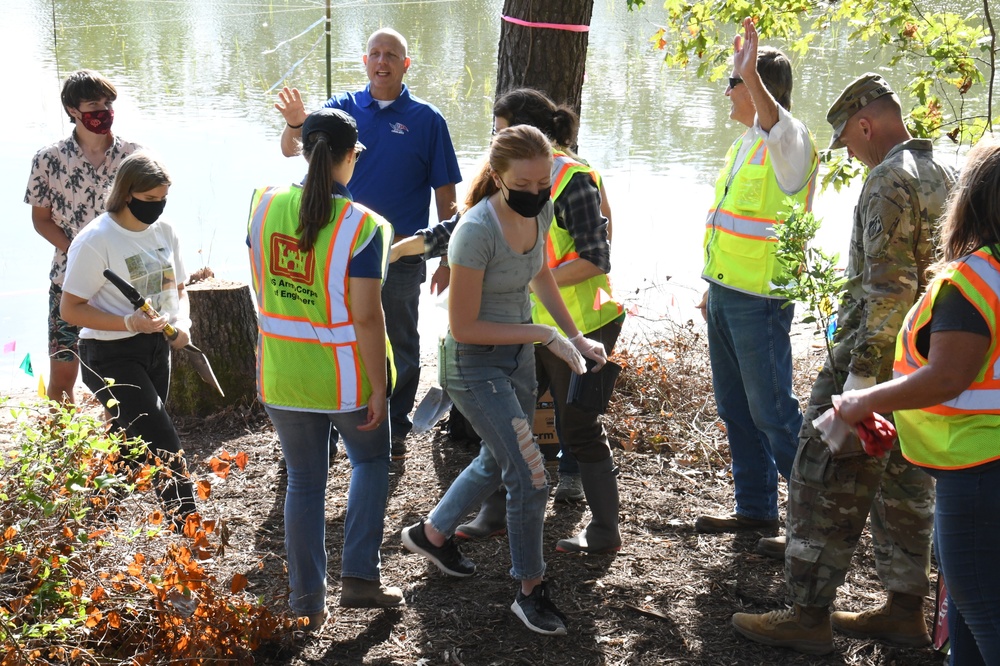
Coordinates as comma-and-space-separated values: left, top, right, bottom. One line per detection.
367, 28, 408, 57
105, 152, 171, 213
756, 47, 793, 111
493, 88, 578, 148
61, 70, 117, 123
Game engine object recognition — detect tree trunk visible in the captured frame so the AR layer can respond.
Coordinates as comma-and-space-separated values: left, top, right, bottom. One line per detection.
496, 0, 595, 117
169, 279, 258, 417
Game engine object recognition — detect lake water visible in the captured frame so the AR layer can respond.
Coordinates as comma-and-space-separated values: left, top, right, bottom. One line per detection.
0, 0, 961, 392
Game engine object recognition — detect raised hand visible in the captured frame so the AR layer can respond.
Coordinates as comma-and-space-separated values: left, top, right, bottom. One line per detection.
275, 87, 307, 128
732, 17, 758, 82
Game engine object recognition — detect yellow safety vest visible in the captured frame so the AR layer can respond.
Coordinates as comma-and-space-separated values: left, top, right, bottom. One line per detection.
531, 151, 624, 335
893, 247, 1000, 469
703, 132, 818, 296
248, 185, 393, 412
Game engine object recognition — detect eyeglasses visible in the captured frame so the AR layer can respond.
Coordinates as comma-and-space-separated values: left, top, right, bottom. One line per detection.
728, 77, 743, 90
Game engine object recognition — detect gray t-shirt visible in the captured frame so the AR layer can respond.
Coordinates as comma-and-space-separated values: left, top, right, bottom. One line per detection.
448, 197, 553, 324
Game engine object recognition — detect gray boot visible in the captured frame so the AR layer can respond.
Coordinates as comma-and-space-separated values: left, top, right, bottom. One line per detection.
455, 486, 507, 539
556, 458, 621, 553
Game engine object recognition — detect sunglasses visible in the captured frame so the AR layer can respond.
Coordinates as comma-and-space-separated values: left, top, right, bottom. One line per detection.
728, 77, 743, 89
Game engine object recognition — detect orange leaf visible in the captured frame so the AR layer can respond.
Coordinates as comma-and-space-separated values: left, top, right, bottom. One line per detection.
107, 610, 121, 629
208, 457, 231, 479
61, 526, 73, 540
69, 579, 84, 597
87, 529, 107, 540
201, 519, 216, 534
183, 515, 201, 538
2, 526, 16, 541
91, 586, 106, 602
85, 606, 102, 628
196, 479, 212, 500
233, 451, 249, 470
148, 509, 164, 525
231, 573, 249, 593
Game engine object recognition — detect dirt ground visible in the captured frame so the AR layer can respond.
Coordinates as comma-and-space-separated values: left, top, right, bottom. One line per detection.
1, 329, 948, 666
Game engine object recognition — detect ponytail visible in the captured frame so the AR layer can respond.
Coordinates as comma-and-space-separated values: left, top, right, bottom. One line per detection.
464, 160, 500, 209
298, 134, 350, 253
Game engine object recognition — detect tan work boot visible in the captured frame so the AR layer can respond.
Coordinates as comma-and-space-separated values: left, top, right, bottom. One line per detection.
831, 592, 930, 647
732, 604, 833, 655
755, 535, 786, 561
339, 577, 405, 608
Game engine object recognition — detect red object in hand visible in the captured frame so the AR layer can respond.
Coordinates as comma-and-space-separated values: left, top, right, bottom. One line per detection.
856, 413, 896, 457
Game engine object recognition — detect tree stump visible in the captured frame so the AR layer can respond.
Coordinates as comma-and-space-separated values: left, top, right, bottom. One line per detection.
169, 278, 258, 417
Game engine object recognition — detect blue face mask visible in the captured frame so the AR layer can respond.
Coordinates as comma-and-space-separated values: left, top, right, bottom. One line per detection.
127, 197, 166, 225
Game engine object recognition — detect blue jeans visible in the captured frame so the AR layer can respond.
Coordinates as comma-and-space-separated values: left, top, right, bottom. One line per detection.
432, 337, 548, 580
706, 283, 801, 521
383, 256, 425, 443
264, 405, 391, 616
927, 461, 1000, 666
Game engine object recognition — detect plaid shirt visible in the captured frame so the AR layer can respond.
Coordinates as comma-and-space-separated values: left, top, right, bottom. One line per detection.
418, 172, 610, 273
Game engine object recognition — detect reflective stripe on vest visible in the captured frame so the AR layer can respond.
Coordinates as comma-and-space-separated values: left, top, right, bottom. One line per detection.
531, 151, 623, 335
702, 132, 818, 297
248, 185, 382, 412
893, 248, 1000, 469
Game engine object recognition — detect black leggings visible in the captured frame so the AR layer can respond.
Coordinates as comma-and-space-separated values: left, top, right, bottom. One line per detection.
80, 333, 195, 519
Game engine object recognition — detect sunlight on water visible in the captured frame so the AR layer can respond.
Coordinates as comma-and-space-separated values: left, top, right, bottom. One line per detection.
0, 0, 959, 390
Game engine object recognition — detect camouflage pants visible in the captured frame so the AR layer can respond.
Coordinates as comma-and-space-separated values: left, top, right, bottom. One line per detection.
785, 360, 935, 608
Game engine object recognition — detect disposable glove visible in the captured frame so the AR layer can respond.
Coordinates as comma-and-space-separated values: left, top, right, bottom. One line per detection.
843, 373, 877, 392
123, 302, 167, 335
543, 327, 586, 375
569, 332, 607, 371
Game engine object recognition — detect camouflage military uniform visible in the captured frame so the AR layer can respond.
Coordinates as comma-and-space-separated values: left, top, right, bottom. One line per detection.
785, 138, 956, 608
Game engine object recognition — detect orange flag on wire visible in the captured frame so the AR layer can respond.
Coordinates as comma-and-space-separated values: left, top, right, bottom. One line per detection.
593, 287, 613, 310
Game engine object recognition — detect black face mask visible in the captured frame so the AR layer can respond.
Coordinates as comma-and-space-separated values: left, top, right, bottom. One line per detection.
498, 177, 550, 218
127, 197, 166, 225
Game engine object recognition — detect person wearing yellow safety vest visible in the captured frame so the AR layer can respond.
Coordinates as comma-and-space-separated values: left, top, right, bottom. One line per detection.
247, 108, 403, 631
837, 138, 1000, 665
694, 19, 818, 535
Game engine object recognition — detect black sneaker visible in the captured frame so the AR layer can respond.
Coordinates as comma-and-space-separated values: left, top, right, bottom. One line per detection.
401, 520, 476, 577
391, 438, 407, 460
511, 582, 567, 635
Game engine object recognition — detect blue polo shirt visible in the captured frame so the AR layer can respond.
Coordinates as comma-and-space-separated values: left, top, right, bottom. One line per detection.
322, 84, 461, 237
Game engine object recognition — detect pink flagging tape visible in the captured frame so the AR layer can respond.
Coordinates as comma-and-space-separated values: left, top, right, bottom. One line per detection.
502, 15, 590, 32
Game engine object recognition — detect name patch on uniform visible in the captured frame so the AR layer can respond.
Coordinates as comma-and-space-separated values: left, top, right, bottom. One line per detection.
270, 233, 314, 284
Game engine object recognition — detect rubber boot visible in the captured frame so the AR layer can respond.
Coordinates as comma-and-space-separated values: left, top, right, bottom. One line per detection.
830, 591, 931, 646
731, 603, 833, 655
455, 486, 507, 539
556, 458, 621, 553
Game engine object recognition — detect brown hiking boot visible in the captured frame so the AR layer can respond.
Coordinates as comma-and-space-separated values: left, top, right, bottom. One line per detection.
339, 577, 405, 608
830, 592, 930, 647
755, 535, 786, 561
732, 604, 833, 655
695, 512, 778, 533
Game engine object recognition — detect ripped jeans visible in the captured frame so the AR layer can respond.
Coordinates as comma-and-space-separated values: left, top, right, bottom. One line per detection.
430, 336, 548, 581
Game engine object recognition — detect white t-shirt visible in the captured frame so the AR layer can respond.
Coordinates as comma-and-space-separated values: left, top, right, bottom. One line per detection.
63, 212, 188, 341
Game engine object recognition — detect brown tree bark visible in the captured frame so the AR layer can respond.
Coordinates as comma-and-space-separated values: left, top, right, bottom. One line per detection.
495, 0, 595, 117
169, 279, 258, 417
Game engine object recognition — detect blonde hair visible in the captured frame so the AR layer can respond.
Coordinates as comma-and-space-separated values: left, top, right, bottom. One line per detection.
464, 125, 552, 210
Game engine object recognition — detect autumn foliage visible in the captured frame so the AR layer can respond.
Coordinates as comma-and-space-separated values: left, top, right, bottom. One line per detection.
0, 400, 287, 665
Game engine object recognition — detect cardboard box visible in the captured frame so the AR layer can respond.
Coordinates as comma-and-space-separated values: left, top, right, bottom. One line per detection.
534, 389, 560, 460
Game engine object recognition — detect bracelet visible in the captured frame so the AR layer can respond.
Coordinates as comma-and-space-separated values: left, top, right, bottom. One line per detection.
286, 121, 304, 129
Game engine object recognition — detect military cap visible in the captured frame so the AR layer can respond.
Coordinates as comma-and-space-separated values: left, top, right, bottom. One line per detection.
826, 73, 897, 150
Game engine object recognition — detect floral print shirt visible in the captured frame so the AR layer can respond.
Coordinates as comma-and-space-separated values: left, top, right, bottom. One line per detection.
24, 132, 142, 285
